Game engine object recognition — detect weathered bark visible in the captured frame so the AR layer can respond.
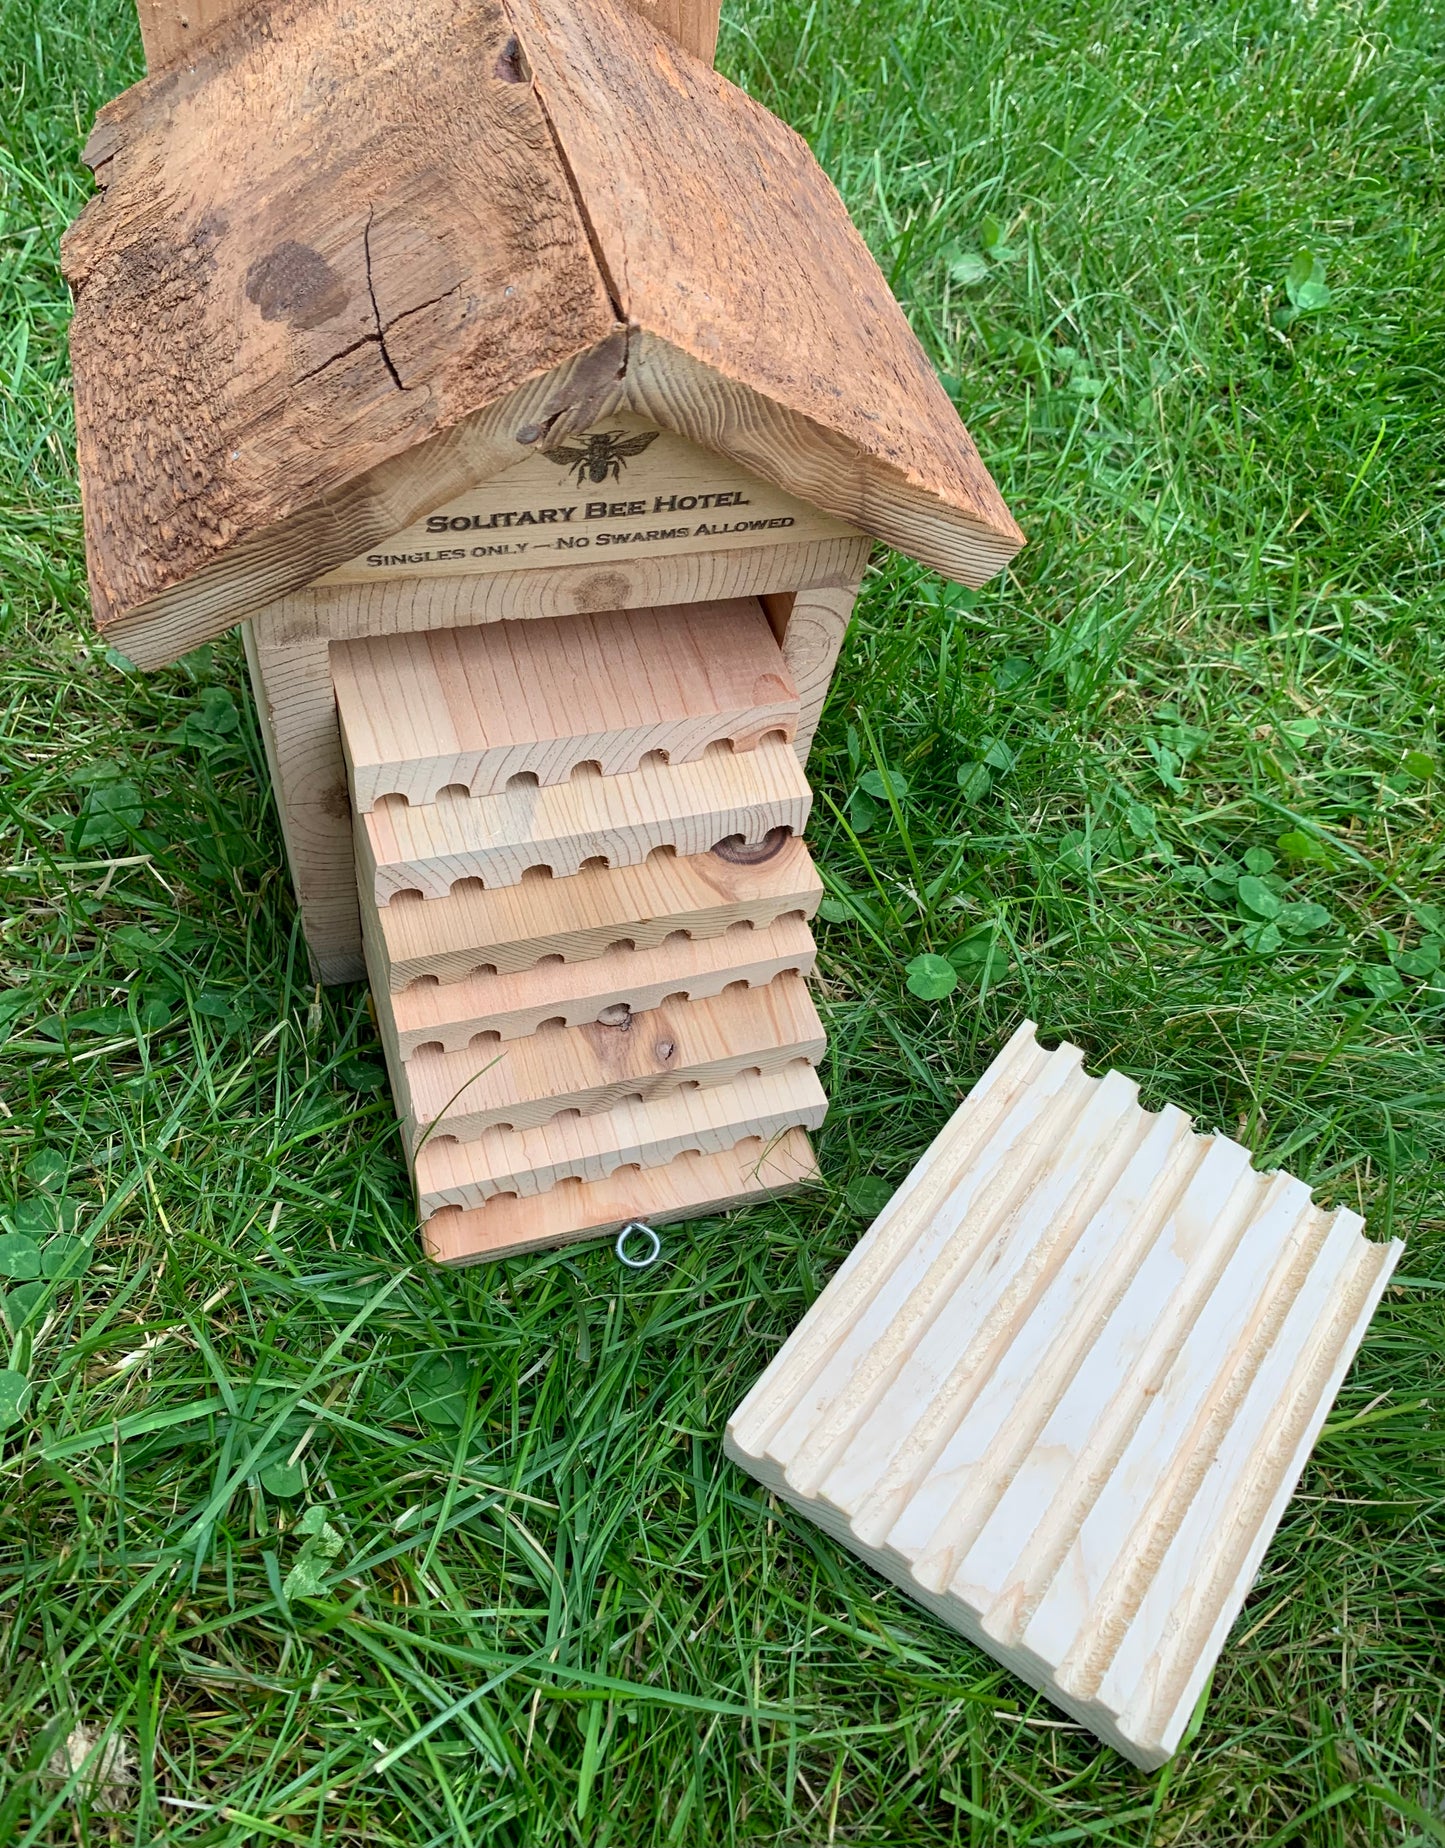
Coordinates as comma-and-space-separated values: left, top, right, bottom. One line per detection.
68, 0, 1023, 663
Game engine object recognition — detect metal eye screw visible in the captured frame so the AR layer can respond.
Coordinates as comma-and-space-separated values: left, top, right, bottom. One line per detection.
615, 1220, 661, 1270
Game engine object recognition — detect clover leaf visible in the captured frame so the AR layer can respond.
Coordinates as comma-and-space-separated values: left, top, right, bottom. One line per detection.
905, 953, 958, 1001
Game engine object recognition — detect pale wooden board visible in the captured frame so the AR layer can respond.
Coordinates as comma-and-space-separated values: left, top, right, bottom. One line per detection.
241, 536, 864, 984
359, 734, 811, 902
363, 834, 822, 990
423, 1125, 818, 1266
243, 617, 364, 982
415, 1063, 827, 1209
333, 596, 798, 809
725, 1020, 1402, 1771
770, 581, 860, 757
398, 971, 824, 1145
383, 912, 817, 1053
316, 415, 857, 591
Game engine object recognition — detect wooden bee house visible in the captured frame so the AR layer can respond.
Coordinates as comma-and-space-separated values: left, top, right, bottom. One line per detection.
64, 0, 1023, 1264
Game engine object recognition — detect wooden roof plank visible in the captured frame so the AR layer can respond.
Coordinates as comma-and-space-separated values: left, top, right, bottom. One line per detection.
382, 911, 817, 1053
63, 0, 619, 641
512, 0, 1024, 570
66, 0, 1022, 662
358, 733, 811, 901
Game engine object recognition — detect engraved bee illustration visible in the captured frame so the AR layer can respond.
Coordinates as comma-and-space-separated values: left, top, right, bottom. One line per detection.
543, 429, 661, 487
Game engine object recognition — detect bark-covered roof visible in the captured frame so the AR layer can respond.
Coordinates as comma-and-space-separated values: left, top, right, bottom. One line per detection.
64, 0, 1023, 662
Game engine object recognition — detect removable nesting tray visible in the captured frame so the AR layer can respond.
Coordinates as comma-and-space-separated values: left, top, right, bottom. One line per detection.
424, 1126, 819, 1266
359, 734, 810, 902
727, 1019, 1400, 1769
334, 597, 798, 809
396, 971, 825, 1146
414, 1062, 827, 1209
361, 835, 822, 990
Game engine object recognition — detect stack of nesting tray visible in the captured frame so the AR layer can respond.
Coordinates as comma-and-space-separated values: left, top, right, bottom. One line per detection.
334, 597, 829, 1265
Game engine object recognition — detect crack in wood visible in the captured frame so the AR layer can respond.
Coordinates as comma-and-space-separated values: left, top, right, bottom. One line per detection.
505, 0, 628, 328
363, 205, 407, 393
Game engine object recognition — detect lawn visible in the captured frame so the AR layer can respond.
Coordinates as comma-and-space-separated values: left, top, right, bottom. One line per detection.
1, 0, 1443, 1839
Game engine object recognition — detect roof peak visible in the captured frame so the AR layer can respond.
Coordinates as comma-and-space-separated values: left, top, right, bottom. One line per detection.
67, 0, 1020, 664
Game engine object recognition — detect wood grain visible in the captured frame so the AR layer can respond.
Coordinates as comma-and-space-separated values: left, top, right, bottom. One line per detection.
239, 537, 861, 984
423, 1125, 818, 1265
380, 911, 817, 1053
415, 1064, 826, 1209
71, 0, 1017, 660
398, 971, 823, 1144
66, 0, 616, 640
299, 536, 871, 652
626, 0, 720, 62
774, 579, 861, 757
135, 0, 251, 67
359, 733, 811, 902
137, 0, 722, 73
334, 597, 797, 809
315, 413, 856, 592
243, 616, 363, 983
363, 834, 822, 989
512, 0, 1024, 574
725, 1020, 1402, 1770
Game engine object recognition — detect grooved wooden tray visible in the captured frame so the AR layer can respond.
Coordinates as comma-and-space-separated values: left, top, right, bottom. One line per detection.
359, 733, 810, 901
379, 912, 817, 1055
362, 835, 822, 989
334, 597, 798, 808
415, 1063, 827, 1209
424, 1125, 819, 1266
396, 971, 824, 1147
727, 1020, 1401, 1769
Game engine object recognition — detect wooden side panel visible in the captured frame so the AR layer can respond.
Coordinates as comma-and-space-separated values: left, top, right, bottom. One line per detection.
399, 971, 824, 1143
334, 597, 797, 809
243, 616, 364, 984
364, 836, 822, 988
359, 734, 810, 902
415, 1064, 826, 1209
423, 1126, 818, 1266
724, 1021, 1403, 1770
382, 912, 817, 1052
777, 575, 864, 757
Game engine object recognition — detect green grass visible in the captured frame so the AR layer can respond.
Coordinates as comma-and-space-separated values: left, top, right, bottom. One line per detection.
2, 0, 1443, 1838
